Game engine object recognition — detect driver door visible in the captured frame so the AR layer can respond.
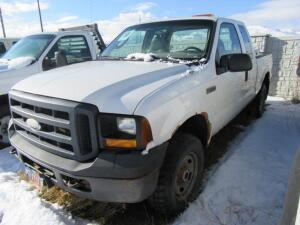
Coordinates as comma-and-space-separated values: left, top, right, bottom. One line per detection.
215, 22, 245, 128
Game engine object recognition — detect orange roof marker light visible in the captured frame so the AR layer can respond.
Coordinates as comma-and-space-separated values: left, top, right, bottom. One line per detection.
193, 14, 215, 17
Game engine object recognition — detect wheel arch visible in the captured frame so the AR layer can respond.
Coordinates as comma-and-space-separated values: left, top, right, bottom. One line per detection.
173, 112, 212, 148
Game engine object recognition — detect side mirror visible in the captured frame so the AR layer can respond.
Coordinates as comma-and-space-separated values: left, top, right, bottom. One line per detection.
7, 56, 35, 70
220, 53, 252, 72
42, 56, 51, 71
54, 51, 68, 67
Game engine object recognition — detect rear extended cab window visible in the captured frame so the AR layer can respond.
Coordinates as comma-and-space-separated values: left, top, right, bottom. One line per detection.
42, 35, 92, 71
238, 25, 253, 57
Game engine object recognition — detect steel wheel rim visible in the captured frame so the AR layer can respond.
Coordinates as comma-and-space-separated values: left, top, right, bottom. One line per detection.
175, 152, 198, 200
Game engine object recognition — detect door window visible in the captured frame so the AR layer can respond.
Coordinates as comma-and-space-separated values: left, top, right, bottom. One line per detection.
216, 23, 242, 74
238, 25, 253, 57
43, 35, 92, 71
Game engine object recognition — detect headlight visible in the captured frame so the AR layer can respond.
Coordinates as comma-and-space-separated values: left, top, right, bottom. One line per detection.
117, 117, 136, 135
98, 114, 152, 150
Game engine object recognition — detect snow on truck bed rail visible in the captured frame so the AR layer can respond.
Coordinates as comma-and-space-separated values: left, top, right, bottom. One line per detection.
0, 97, 299, 225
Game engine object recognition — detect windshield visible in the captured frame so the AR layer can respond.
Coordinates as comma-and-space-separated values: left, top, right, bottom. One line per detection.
2, 34, 55, 60
102, 20, 214, 61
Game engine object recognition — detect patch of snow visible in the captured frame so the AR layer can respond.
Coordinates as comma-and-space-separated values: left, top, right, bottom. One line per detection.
166, 57, 206, 65
7, 56, 35, 70
174, 97, 300, 225
180, 62, 207, 77
126, 53, 156, 62
142, 140, 162, 155
0, 149, 89, 225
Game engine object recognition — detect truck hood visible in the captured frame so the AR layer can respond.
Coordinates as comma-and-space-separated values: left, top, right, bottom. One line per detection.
12, 60, 188, 114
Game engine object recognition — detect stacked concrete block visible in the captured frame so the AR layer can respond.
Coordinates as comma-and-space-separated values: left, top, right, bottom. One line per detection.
252, 35, 300, 100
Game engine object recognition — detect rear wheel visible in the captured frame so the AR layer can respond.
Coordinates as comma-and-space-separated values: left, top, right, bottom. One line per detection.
255, 83, 268, 118
0, 105, 10, 146
148, 132, 204, 216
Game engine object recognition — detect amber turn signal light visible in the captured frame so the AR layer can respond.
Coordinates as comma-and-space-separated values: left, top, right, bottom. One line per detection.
105, 138, 137, 149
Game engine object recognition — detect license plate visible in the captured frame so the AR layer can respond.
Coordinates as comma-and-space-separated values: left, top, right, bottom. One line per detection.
24, 166, 44, 190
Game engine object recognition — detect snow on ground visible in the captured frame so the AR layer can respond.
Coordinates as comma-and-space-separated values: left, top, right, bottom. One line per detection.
0, 97, 299, 225
174, 97, 300, 225
0, 148, 90, 225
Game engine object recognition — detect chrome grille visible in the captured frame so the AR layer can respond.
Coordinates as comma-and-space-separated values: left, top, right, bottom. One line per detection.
9, 90, 99, 161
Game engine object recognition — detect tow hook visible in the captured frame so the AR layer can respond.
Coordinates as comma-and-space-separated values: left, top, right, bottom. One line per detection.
10, 148, 17, 155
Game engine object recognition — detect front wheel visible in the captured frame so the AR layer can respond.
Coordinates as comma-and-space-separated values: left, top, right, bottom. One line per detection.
0, 105, 10, 146
148, 132, 204, 216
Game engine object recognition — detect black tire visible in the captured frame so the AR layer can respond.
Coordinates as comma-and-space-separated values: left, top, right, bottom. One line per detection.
148, 132, 205, 216
0, 105, 10, 146
254, 82, 268, 118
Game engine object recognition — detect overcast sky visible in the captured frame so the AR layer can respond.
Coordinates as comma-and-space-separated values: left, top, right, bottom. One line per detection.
0, 0, 299, 41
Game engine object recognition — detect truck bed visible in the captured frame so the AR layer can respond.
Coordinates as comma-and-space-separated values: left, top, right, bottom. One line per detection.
256, 53, 273, 92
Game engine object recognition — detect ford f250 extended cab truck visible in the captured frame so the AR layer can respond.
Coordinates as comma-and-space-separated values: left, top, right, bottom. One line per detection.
0, 24, 105, 144
8, 16, 272, 215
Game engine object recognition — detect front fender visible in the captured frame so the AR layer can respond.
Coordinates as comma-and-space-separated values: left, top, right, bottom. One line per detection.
134, 69, 215, 147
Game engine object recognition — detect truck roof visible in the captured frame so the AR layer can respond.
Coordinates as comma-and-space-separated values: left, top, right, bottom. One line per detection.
128, 16, 244, 27
23, 23, 106, 51
25, 23, 104, 40
27, 30, 93, 36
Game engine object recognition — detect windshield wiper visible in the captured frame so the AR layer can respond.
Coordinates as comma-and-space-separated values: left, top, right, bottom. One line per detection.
99, 54, 206, 65
99, 56, 125, 61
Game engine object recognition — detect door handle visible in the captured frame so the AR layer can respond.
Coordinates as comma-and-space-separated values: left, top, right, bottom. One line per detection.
206, 86, 216, 94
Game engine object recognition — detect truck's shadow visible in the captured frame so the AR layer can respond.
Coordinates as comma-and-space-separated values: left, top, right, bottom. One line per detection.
0, 143, 9, 150
38, 103, 266, 225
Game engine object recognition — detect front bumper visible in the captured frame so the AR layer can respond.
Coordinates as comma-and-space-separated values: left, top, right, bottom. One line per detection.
9, 131, 168, 203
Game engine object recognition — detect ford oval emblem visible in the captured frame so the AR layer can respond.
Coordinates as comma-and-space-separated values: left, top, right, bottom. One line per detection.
26, 118, 41, 131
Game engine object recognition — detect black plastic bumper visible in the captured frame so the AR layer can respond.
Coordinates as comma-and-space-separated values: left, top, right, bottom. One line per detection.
9, 132, 168, 203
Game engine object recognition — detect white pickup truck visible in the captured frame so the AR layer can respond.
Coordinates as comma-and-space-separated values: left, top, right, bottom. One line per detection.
8, 16, 272, 215
0, 24, 105, 144
0, 38, 20, 56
